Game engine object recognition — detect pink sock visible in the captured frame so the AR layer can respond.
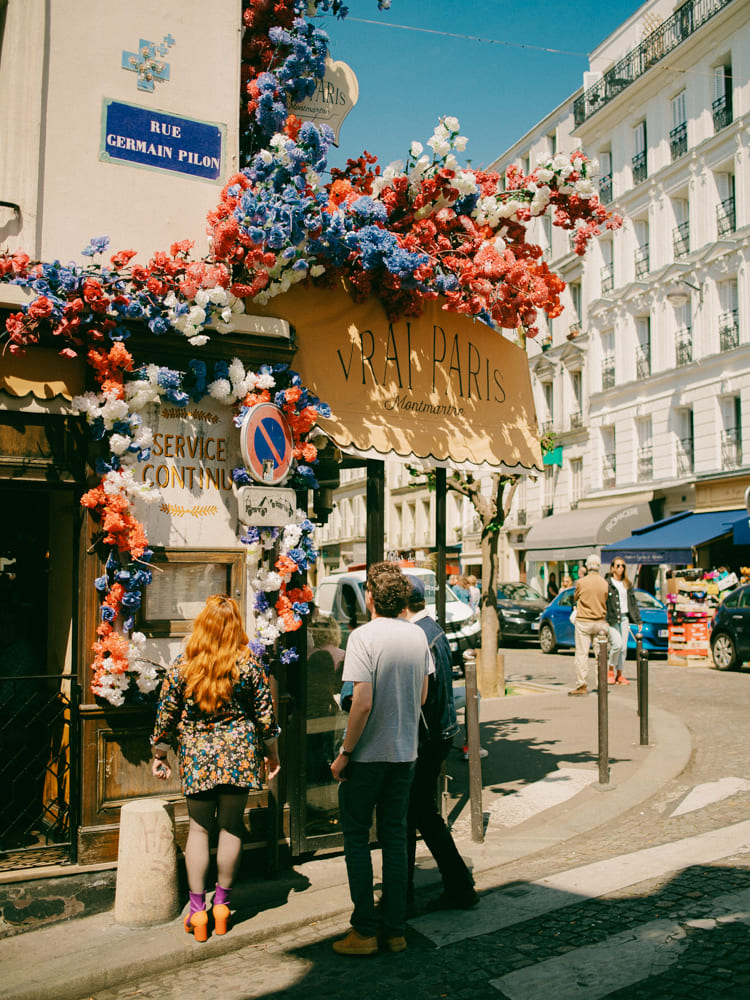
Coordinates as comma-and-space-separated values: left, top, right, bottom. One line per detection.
214, 884, 231, 907
188, 891, 206, 915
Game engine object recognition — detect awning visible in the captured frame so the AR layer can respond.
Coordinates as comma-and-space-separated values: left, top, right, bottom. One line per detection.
602, 509, 750, 565
523, 502, 652, 562
254, 283, 543, 474
0, 347, 85, 400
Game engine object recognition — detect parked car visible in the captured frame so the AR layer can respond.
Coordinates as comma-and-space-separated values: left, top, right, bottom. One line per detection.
537, 586, 669, 655
710, 584, 750, 670
315, 567, 481, 666
496, 582, 547, 642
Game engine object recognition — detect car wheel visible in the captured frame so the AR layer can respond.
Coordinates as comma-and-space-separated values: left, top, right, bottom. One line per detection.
539, 623, 557, 654
712, 632, 738, 671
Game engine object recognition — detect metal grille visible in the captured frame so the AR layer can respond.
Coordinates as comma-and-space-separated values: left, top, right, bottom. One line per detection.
670, 123, 688, 161
0, 674, 79, 871
673, 221, 690, 259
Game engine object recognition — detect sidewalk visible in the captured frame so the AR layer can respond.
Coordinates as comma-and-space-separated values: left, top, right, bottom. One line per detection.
1, 684, 692, 1000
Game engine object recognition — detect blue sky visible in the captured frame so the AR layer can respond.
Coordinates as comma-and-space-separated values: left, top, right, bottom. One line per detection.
321, 0, 643, 173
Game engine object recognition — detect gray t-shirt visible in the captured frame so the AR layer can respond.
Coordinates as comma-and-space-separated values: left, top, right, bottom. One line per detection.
342, 616, 431, 763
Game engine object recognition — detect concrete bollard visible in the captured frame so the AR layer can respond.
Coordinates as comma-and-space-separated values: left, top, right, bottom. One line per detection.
114, 798, 179, 927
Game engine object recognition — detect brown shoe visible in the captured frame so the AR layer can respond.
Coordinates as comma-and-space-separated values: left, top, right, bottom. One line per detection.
332, 928, 378, 956
568, 684, 588, 696
380, 935, 407, 953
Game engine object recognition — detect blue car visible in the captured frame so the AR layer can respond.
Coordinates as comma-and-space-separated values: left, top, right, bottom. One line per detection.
537, 586, 669, 655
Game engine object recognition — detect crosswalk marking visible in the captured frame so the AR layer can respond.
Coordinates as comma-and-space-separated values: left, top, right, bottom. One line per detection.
486, 767, 599, 827
491, 886, 750, 1000
670, 777, 750, 817
409, 819, 750, 947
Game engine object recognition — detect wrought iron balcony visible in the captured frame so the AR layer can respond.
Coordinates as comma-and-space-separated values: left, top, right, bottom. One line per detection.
717, 195, 736, 236
569, 410, 583, 430
602, 355, 615, 389
636, 345, 651, 379
573, 0, 735, 126
601, 262, 614, 295
719, 310, 739, 351
638, 447, 653, 481
675, 328, 693, 366
721, 428, 741, 469
542, 419, 554, 434
517, 509, 527, 526
713, 92, 733, 133
632, 151, 648, 186
670, 122, 688, 161
676, 438, 694, 476
673, 220, 690, 259
599, 173, 613, 205
634, 244, 650, 278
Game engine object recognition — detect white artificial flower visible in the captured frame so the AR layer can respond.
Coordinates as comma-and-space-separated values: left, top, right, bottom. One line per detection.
208, 286, 229, 305
187, 305, 206, 327
208, 378, 232, 402
428, 137, 451, 158
195, 289, 210, 308
588, 157, 600, 175
188, 335, 210, 347
454, 136, 468, 152
443, 116, 460, 133
282, 524, 303, 549
536, 167, 554, 184
109, 434, 132, 456
228, 358, 246, 384
310, 264, 326, 278
257, 372, 276, 390
132, 426, 153, 450
575, 178, 595, 198
410, 141, 423, 158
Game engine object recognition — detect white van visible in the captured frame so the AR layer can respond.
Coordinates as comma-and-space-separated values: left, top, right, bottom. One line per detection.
315, 567, 480, 667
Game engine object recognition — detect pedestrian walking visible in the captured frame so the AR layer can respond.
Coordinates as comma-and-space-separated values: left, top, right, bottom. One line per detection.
569, 555, 621, 696
404, 576, 478, 912
331, 563, 431, 956
606, 559, 642, 685
151, 594, 281, 942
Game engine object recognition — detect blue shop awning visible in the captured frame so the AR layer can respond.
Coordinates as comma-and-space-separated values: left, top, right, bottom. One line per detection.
602, 509, 750, 565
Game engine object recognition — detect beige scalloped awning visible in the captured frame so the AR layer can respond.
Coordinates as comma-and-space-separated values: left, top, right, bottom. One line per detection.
255, 283, 543, 473
0, 347, 85, 400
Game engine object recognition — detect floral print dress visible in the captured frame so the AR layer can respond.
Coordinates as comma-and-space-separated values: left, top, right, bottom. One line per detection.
151, 654, 281, 795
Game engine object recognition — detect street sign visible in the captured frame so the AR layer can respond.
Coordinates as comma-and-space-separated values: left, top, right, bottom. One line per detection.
236, 486, 297, 526
239, 403, 294, 485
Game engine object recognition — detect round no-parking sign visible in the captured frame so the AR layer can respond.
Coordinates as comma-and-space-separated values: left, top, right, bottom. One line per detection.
239, 403, 294, 485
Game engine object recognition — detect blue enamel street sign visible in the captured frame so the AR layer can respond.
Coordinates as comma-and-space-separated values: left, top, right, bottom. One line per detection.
101, 99, 224, 181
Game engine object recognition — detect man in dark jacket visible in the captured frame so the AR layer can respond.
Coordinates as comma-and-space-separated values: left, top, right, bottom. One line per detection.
404, 576, 478, 912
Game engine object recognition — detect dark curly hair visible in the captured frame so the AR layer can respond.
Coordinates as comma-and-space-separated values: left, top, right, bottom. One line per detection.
366, 562, 411, 618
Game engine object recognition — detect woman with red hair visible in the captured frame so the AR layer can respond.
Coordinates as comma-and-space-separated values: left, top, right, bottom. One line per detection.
151, 594, 280, 941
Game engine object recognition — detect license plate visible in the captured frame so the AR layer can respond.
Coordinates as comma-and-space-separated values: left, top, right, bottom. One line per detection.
658, 629, 668, 637
531, 621, 540, 631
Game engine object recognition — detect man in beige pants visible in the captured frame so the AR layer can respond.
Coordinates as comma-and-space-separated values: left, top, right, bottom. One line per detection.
569, 554, 621, 696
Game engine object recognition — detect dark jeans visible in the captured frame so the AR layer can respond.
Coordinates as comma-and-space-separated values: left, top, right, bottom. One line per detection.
407, 737, 474, 897
338, 760, 415, 937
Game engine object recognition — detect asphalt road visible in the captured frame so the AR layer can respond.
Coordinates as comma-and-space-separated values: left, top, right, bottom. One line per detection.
77, 645, 750, 1000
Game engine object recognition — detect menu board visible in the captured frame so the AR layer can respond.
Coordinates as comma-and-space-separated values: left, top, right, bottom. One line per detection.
143, 562, 230, 622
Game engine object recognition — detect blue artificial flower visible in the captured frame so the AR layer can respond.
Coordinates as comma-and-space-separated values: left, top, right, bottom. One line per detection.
254, 592, 270, 613
121, 591, 141, 609
94, 574, 109, 592
100, 606, 116, 623
233, 467, 252, 485
280, 647, 299, 664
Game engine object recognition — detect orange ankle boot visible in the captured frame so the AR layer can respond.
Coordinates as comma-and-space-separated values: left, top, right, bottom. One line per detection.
212, 903, 230, 935
184, 910, 209, 942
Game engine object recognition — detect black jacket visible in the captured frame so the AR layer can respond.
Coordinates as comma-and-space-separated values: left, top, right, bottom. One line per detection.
606, 580, 641, 626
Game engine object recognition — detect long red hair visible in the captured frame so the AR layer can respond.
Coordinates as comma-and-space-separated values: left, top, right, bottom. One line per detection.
181, 594, 250, 714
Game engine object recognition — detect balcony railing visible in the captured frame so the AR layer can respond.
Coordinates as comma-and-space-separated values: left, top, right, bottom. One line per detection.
719, 310, 739, 351
601, 262, 614, 295
717, 195, 736, 236
721, 428, 741, 469
599, 173, 613, 205
602, 356, 615, 389
636, 345, 651, 379
675, 328, 693, 366
542, 419, 554, 434
603, 453, 616, 488
542, 505, 554, 518
573, 0, 735, 126
634, 244, 650, 278
638, 447, 654, 481
670, 122, 688, 161
517, 509, 527, 526
569, 411, 583, 430
673, 220, 690, 258
632, 150, 648, 185
676, 438, 694, 476
713, 92, 733, 133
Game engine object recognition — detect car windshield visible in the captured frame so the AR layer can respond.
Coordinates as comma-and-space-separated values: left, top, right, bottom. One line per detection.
497, 583, 544, 601
634, 590, 665, 610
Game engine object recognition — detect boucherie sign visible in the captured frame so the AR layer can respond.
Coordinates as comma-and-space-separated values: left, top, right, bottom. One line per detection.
253, 284, 543, 472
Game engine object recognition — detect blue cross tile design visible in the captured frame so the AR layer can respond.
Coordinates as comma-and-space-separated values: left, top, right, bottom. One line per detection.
121, 34, 176, 93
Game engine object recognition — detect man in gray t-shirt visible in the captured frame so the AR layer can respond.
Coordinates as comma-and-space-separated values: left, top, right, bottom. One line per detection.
330, 563, 430, 956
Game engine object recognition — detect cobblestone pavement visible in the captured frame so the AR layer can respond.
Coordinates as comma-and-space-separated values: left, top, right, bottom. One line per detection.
77, 650, 750, 1000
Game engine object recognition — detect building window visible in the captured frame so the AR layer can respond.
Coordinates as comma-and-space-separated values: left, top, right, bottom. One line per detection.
598, 150, 612, 205
602, 427, 616, 488
570, 369, 583, 428
570, 459, 583, 507
675, 312, 693, 367
601, 330, 615, 390
543, 466, 554, 516
718, 280, 739, 352
632, 121, 647, 185
634, 218, 649, 278
716, 173, 736, 236
670, 91, 688, 161
638, 424, 653, 483
600, 239, 614, 295
636, 318, 651, 378
672, 199, 689, 259
721, 397, 742, 470
676, 409, 694, 476
713, 63, 733, 133
542, 381, 554, 432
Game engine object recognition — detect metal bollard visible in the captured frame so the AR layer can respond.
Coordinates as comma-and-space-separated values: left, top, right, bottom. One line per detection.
463, 652, 484, 843
596, 635, 609, 784
637, 638, 650, 746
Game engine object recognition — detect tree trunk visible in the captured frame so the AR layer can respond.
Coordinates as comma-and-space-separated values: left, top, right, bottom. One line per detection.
479, 524, 503, 696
